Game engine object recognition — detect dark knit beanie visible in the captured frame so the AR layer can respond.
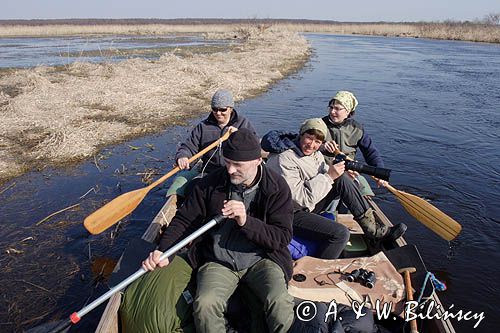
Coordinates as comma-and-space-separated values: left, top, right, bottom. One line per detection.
222, 128, 261, 161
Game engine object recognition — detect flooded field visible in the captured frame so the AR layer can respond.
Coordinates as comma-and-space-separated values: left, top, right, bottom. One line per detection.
0, 29, 310, 185
0, 34, 232, 68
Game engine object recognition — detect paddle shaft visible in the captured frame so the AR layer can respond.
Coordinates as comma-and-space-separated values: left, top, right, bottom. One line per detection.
400, 268, 419, 333
52, 215, 224, 333
331, 148, 461, 241
152, 126, 235, 188
84, 127, 236, 234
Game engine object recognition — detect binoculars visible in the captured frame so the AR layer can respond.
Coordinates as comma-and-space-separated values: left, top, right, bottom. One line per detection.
329, 153, 391, 181
346, 268, 376, 288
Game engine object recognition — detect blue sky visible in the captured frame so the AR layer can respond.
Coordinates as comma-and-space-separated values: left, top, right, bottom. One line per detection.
2, 0, 498, 22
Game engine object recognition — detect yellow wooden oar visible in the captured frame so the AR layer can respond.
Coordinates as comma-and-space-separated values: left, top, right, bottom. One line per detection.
331, 147, 462, 241
84, 127, 237, 235
384, 183, 462, 241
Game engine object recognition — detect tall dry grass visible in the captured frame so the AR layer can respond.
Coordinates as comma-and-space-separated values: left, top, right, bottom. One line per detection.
414, 22, 500, 42
0, 23, 242, 37
272, 22, 500, 43
271, 23, 418, 36
0, 21, 498, 43
0, 28, 310, 183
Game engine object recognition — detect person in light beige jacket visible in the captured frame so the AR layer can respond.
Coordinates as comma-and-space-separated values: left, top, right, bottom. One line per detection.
265, 118, 406, 256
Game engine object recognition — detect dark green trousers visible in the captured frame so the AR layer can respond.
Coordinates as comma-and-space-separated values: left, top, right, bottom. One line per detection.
193, 259, 294, 333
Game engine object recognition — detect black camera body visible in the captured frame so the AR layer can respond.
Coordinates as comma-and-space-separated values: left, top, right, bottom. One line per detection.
332, 153, 391, 181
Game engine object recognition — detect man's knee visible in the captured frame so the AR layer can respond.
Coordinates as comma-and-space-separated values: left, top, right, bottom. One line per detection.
266, 292, 294, 332
194, 290, 226, 316
336, 224, 351, 243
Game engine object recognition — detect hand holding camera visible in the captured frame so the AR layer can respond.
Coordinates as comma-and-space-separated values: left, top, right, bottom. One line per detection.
327, 160, 345, 181
331, 153, 391, 181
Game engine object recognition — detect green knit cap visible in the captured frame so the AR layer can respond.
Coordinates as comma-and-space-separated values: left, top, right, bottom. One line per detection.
300, 118, 328, 138
332, 91, 358, 113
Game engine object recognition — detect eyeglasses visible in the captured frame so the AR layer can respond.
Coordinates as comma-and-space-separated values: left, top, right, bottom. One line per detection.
328, 105, 347, 112
212, 107, 229, 114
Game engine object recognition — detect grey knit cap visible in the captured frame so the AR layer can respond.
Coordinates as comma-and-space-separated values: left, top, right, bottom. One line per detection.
211, 89, 234, 109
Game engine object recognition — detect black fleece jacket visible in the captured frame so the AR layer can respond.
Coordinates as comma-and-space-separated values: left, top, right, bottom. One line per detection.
158, 165, 294, 281
175, 110, 256, 173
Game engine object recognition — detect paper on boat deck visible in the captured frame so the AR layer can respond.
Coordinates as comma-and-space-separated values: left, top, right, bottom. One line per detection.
288, 252, 406, 316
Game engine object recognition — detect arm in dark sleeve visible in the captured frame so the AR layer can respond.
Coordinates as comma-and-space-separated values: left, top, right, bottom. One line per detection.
157, 182, 207, 252
358, 131, 384, 167
239, 182, 293, 251
175, 123, 203, 161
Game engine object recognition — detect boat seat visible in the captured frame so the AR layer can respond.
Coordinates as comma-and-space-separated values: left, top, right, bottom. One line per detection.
336, 214, 368, 257
336, 214, 363, 234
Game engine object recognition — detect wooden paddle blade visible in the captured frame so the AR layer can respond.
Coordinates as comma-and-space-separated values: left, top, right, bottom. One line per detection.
84, 187, 150, 235
387, 185, 462, 241
84, 127, 237, 235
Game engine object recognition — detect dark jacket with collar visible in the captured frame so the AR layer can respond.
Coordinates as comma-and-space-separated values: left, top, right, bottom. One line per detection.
175, 110, 256, 173
158, 165, 294, 281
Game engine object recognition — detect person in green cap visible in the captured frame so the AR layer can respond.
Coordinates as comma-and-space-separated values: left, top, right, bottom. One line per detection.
321, 91, 387, 191
263, 118, 406, 254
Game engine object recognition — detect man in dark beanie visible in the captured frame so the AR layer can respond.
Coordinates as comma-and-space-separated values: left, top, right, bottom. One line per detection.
143, 128, 295, 333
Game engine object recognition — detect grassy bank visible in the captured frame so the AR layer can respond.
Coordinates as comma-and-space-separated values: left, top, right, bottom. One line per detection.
0, 19, 499, 43
0, 19, 498, 184
276, 22, 500, 43
0, 27, 310, 184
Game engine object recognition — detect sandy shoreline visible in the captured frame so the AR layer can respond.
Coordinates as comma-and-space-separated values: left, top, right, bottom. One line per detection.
0, 28, 310, 185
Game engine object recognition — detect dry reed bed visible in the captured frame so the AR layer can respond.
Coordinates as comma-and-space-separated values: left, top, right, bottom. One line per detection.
0, 29, 310, 183
273, 23, 500, 43
0, 23, 245, 36
0, 22, 498, 43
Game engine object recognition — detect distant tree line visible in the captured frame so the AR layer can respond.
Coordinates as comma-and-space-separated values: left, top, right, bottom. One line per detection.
482, 13, 500, 25
0, 18, 345, 26
0, 14, 498, 26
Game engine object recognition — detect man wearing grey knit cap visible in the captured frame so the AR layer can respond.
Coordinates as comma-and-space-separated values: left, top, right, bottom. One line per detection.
166, 89, 257, 198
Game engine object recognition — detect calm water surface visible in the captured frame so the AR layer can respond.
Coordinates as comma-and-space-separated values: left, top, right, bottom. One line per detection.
0, 34, 227, 68
0, 34, 499, 332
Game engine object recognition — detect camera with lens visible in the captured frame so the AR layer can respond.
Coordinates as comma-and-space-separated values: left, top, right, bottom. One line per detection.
331, 153, 391, 181
346, 268, 376, 288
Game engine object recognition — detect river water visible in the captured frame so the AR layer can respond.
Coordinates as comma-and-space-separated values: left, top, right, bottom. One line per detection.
0, 34, 499, 332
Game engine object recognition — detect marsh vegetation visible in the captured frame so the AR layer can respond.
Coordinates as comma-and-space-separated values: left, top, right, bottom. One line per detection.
1, 18, 499, 42
0, 26, 310, 184
0, 18, 498, 183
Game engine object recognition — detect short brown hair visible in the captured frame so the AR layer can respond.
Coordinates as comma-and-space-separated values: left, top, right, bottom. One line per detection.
301, 128, 325, 141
